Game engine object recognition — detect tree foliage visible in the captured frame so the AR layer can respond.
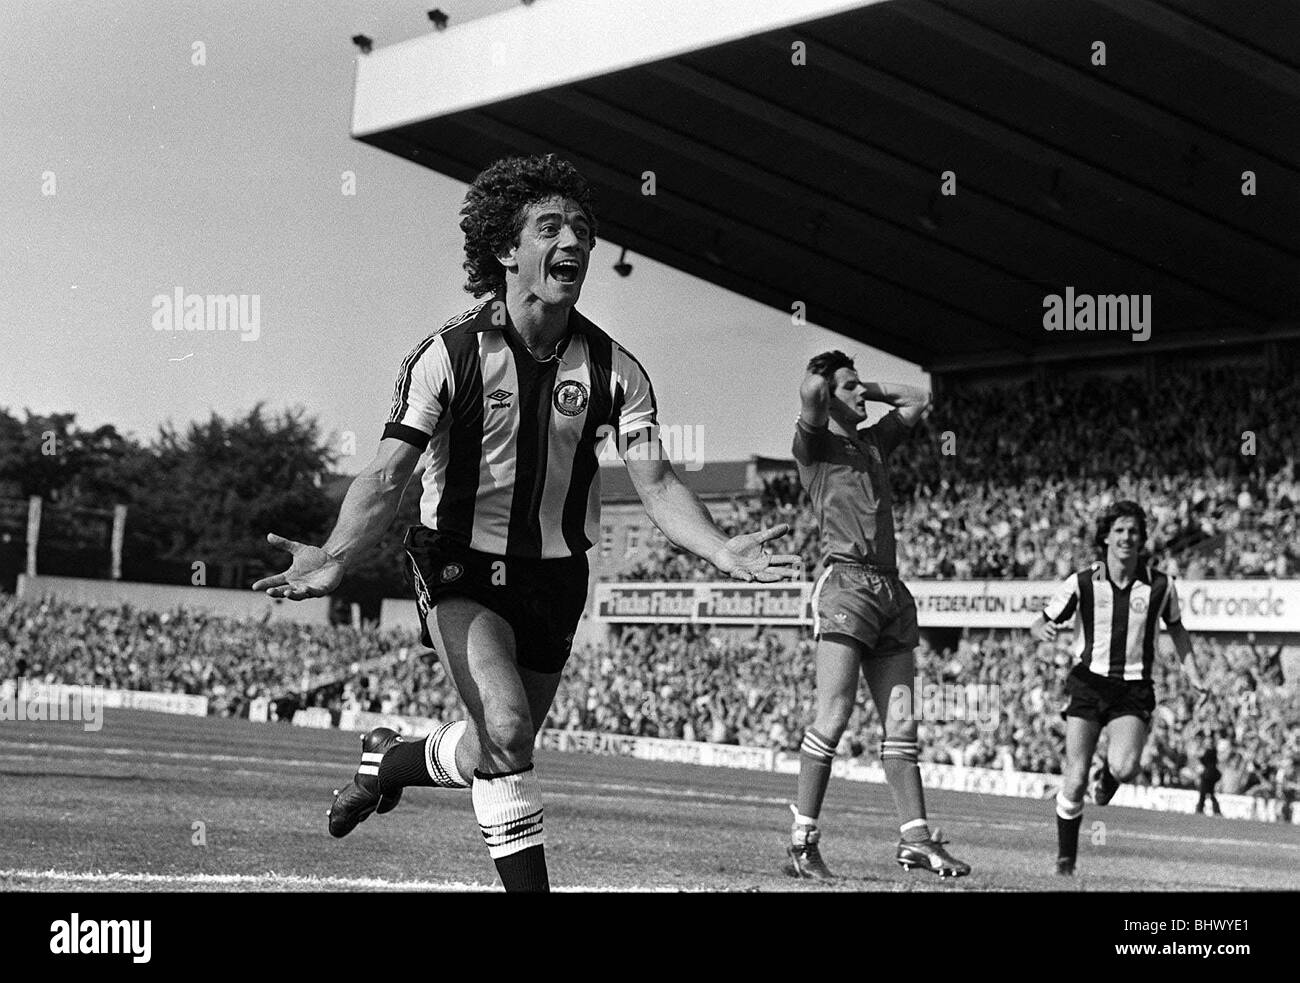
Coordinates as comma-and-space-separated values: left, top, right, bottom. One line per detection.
0, 403, 343, 590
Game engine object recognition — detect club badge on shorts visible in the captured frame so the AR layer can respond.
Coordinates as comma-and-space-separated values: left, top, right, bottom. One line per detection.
553, 380, 589, 417
440, 562, 464, 583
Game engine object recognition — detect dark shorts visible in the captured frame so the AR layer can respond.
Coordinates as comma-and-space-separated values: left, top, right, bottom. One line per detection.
1062, 666, 1155, 726
403, 527, 589, 674
810, 563, 918, 657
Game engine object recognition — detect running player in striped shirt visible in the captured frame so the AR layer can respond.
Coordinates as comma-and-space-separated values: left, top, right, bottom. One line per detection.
786, 351, 970, 880
252, 155, 800, 891
1030, 500, 1206, 875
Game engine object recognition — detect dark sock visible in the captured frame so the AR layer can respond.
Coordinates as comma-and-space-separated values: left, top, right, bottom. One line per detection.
377, 722, 469, 792
881, 740, 928, 838
1057, 814, 1083, 862
795, 728, 836, 820
377, 737, 433, 792
493, 844, 549, 893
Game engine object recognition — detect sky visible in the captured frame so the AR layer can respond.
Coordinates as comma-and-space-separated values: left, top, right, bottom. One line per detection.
1, 0, 925, 475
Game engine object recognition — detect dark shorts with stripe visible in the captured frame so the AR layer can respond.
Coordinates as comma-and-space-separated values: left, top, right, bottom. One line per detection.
1062, 666, 1155, 726
811, 563, 918, 657
403, 527, 589, 674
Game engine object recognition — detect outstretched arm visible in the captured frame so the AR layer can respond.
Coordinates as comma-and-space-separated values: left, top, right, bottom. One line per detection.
252, 437, 423, 600
625, 440, 801, 583
1168, 621, 1207, 695
857, 382, 931, 427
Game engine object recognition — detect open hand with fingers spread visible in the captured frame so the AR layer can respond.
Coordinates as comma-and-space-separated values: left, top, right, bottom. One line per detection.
251, 533, 345, 600
713, 523, 803, 583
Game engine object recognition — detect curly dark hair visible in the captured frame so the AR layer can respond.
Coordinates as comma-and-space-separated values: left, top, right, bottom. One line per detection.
1093, 499, 1148, 555
459, 154, 599, 297
806, 350, 855, 381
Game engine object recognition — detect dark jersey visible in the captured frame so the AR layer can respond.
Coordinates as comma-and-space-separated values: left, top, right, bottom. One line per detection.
792, 411, 908, 570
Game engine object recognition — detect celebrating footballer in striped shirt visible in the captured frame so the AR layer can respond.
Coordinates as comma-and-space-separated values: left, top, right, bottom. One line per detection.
1030, 500, 1207, 876
253, 154, 801, 891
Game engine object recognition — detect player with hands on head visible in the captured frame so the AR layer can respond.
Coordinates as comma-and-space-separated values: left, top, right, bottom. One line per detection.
785, 349, 971, 881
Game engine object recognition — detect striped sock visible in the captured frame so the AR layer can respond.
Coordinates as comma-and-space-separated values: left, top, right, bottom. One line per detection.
377, 721, 470, 792
795, 728, 837, 821
1056, 792, 1083, 863
881, 739, 929, 842
473, 764, 548, 892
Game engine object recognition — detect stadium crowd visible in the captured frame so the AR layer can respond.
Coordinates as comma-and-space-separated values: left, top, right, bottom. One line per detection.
0, 594, 400, 719
549, 625, 1298, 802
3, 594, 1295, 802
2, 365, 1295, 804
623, 366, 1300, 582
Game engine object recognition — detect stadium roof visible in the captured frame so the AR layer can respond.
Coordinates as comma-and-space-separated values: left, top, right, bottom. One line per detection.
351, 0, 1300, 374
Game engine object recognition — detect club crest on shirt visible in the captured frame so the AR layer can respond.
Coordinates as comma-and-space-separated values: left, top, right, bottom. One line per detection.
1131, 596, 1148, 613
553, 380, 589, 417
440, 562, 464, 583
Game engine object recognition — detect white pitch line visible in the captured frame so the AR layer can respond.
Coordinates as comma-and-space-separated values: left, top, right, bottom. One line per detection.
0, 740, 326, 770
0, 742, 792, 804
2, 740, 1295, 851
4, 748, 1034, 831
1109, 829, 1300, 850
0, 869, 689, 892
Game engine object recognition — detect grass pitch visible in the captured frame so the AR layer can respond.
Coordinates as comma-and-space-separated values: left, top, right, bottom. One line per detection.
1, 710, 1296, 892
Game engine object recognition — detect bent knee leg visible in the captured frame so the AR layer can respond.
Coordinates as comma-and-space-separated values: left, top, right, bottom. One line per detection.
1061, 757, 1091, 802
883, 716, 918, 743
813, 693, 855, 741
1060, 771, 1088, 803
1109, 752, 1141, 783
477, 706, 534, 772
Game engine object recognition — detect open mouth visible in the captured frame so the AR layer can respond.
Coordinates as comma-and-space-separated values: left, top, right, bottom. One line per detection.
550, 259, 581, 284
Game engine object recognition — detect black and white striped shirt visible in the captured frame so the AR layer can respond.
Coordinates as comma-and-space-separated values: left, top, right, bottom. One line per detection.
1043, 561, 1182, 682
384, 296, 657, 558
